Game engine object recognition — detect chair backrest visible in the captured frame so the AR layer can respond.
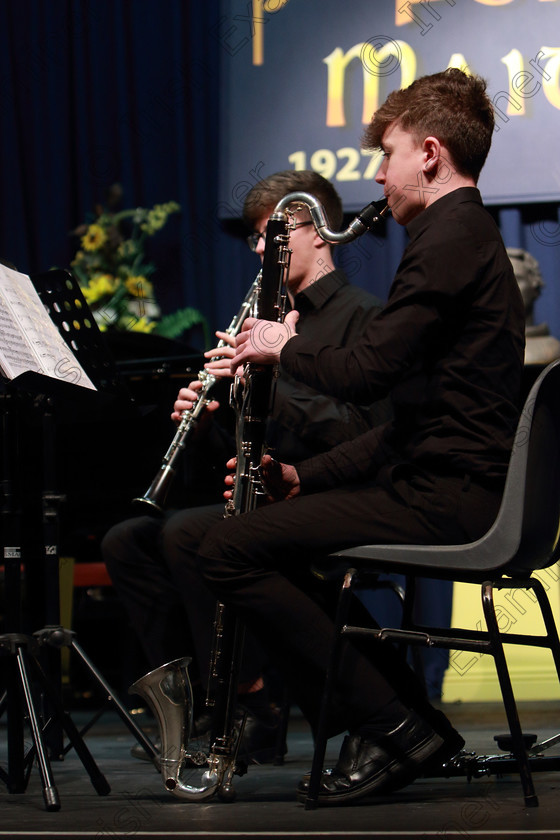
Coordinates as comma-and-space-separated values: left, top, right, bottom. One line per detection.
503, 359, 560, 575
329, 360, 560, 577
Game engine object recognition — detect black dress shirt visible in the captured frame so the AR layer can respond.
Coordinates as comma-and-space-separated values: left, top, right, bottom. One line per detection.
281, 188, 526, 490
191, 268, 387, 488
268, 268, 388, 463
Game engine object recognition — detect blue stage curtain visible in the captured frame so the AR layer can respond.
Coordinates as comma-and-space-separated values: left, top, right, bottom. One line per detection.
0, 0, 254, 346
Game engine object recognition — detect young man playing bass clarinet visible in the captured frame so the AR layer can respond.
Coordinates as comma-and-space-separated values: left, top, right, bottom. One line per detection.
192, 68, 525, 804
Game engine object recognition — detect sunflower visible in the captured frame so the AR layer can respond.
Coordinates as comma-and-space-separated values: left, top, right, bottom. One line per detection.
125, 275, 154, 298
81, 223, 107, 252
126, 315, 157, 333
81, 273, 118, 304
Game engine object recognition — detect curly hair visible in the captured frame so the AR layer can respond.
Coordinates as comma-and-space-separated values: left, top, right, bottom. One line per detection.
362, 68, 495, 181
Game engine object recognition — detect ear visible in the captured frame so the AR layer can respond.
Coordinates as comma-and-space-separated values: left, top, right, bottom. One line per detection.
422, 136, 441, 175
312, 228, 327, 249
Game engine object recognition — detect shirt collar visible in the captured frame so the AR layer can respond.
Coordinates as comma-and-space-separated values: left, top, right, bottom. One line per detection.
293, 269, 349, 314
406, 187, 482, 239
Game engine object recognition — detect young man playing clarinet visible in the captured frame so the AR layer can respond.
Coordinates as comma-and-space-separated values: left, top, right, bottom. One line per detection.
102, 169, 392, 764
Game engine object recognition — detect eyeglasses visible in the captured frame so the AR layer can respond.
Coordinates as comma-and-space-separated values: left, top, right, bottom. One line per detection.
247, 220, 314, 252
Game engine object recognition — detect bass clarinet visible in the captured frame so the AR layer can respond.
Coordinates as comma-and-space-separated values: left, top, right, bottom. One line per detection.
129, 193, 389, 802
133, 275, 261, 512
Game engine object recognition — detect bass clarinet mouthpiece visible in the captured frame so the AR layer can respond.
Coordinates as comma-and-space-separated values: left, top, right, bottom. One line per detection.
356, 196, 390, 228
341, 196, 390, 242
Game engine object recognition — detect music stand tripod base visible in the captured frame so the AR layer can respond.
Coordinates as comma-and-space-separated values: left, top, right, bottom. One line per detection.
0, 632, 110, 811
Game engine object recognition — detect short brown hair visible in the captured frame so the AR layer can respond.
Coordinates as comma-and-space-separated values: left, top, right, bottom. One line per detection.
243, 170, 344, 232
362, 68, 494, 181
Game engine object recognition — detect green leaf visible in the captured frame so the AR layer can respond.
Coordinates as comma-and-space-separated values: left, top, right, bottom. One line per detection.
71, 263, 89, 286
154, 307, 210, 345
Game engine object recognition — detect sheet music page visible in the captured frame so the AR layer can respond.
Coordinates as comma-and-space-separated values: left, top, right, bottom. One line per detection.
0, 265, 96, 390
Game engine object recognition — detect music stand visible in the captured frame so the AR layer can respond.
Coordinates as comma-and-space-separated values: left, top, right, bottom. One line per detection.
0, 269, 158, 811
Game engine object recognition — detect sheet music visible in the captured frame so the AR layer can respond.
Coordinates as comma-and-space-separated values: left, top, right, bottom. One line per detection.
0, 265, 96, 390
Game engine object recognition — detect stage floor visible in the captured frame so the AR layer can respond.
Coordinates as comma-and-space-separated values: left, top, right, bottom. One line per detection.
1, 700, 560, 840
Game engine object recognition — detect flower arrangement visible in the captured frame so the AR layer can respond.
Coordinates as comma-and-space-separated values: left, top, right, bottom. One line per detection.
70, 185, 208, 342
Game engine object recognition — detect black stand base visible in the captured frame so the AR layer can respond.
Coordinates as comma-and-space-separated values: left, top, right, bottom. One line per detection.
0, 626, 159, 811
424, 740, 560, 808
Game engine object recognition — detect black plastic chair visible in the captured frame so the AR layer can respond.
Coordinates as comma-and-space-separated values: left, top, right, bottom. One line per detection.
305, 359, 560, 810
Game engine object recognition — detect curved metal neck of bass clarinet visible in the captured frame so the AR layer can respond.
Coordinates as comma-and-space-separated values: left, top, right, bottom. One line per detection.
271, 190, 389, 244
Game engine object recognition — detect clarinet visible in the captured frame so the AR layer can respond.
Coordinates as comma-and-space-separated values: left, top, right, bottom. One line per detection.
133, 275, 261, 513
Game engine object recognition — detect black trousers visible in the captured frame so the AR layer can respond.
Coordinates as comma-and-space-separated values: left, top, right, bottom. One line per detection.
102, 504, 266, 688
195, 464, 503, 733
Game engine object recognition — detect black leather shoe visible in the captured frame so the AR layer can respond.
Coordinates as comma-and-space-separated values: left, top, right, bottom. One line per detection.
187, 706, 287, 766
130, 709, 213, 767
192, 711, 214, 737
387, 726, 466, 793
235, 708, 287, 765
297, 711, 443, 805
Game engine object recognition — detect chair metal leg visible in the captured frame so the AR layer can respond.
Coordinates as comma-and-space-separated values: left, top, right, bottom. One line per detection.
401, 576, 426, 686
305, 567, 357, 810
528, 577, 560, 681
482, 581, 538, 807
